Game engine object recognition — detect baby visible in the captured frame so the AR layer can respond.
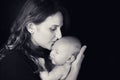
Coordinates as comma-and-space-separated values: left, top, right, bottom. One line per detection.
40, 36, 81, 80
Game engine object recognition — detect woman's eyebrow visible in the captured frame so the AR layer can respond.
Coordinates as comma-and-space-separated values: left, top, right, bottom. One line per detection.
53, 25, 59, 27
53, 24, 63, 27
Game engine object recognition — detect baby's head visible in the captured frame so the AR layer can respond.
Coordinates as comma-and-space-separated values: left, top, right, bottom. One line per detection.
50, 36, 81, 65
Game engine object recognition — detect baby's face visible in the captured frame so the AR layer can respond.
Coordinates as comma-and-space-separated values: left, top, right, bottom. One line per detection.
50, 41, 75, 65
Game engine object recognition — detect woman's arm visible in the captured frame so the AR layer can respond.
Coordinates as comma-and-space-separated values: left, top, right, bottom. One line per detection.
65, 45, 87, 80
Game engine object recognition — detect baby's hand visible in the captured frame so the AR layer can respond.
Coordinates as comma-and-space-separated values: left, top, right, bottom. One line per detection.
38, 58, 46, 70
40, 71, 49, 80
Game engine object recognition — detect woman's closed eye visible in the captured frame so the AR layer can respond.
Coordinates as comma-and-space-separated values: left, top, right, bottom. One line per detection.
49, 25, 57, 31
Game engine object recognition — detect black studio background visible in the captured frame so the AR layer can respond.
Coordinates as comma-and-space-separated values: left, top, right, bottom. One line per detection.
0, 0, 119, 80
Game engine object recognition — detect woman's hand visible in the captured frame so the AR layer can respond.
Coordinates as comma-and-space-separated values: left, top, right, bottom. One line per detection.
71, 45, 87, 69
65, 45, 87, 80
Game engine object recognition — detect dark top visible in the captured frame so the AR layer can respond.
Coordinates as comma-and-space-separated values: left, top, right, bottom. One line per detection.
0, 41, 53, 80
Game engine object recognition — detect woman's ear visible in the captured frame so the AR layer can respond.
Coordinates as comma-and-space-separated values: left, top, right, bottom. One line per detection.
26, 22, 36, 34
66, 56, 75, 64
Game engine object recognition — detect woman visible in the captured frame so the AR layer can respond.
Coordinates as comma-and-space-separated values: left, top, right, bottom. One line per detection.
0, 0, 86, 80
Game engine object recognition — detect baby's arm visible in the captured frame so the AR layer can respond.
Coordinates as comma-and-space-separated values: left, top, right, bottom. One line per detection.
38, 58, 63, 80
40, 65, 70, 80
40, 71, 49, 80
40, 66, 64, 80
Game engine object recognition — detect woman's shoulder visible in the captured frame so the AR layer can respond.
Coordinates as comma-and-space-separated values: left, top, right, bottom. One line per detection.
0, 47, 38, 69
0, 48, 28, 69
0, 46, 39, 72
0, 48, 40, 80
0, 47, 24, 62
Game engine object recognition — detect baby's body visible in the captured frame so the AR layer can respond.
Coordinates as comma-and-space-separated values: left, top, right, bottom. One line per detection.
40, 63, 70, 80
40, 36, 81, 80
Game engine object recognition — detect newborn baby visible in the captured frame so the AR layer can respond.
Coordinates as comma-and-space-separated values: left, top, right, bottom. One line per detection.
40, 36, 81, 80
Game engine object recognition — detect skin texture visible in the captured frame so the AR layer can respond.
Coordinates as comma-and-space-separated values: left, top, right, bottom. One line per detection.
27, 12, 63, 50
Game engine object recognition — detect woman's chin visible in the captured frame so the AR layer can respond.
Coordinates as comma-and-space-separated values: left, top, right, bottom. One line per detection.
47, 43, 54, 50
42, 45, 52, 50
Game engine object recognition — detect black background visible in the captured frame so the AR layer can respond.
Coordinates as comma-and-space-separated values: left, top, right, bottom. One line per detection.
0, 0, 119, 80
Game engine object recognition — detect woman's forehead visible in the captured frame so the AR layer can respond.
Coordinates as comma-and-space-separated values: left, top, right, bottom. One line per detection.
47, 12, 63, 25
34, 12, 63, 29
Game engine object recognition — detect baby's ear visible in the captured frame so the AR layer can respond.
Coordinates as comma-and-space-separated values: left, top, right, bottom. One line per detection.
66, 56, 75, 63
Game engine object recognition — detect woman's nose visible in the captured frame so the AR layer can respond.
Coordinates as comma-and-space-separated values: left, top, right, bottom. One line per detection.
55, 28, 62, 39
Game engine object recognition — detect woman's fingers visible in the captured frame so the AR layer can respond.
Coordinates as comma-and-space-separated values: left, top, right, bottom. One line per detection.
72, 45, 87, 67
77, 45, 87, 60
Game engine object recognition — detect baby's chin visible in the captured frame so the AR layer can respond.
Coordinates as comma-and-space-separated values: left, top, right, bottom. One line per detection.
51, 60, 59, 65
51, 60, 56, 65
51, 59, 57, 65
52, 61, 65, 66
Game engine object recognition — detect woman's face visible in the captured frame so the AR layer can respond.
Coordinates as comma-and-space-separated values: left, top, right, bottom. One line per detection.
28, 12, 63, 50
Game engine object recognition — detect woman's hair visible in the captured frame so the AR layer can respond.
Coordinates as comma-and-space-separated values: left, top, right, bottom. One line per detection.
5, 0, 69, 50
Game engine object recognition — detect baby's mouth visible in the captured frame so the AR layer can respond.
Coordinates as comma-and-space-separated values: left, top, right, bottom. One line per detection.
49, 56, 53, 60
49, 56, 55, 64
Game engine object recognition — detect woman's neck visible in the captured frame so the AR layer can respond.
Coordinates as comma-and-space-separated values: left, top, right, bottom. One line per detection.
23, 39, 50, 58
